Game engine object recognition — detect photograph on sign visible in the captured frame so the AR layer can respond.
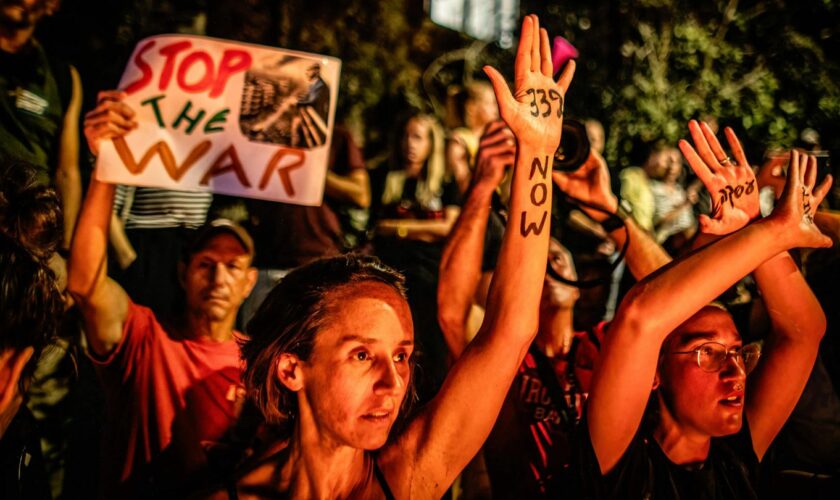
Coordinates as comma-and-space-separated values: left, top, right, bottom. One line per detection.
240, 56, 330, 149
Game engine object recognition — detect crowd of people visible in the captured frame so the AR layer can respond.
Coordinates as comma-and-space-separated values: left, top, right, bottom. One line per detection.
2, 4, 840, 500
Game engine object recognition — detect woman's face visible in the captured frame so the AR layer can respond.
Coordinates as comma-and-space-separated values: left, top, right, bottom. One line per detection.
656, 307, 747, 438
402, 117, 433, 167
297, 282, 414, 450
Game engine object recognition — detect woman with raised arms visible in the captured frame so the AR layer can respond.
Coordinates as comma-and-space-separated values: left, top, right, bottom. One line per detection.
210, 14, 575, 499
578, 120, 833, 499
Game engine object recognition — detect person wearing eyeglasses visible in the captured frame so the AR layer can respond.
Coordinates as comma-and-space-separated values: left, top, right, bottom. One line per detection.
577, 120, 833, 499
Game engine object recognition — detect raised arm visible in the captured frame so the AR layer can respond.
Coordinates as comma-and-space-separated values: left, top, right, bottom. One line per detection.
586, 121, 832, 474
382, 15, 575, 496
54, 66, 83, 250
438, 122, 515, 357
678, 121, 831, 459
67, 91, 137, 357
552, 150, 671, 280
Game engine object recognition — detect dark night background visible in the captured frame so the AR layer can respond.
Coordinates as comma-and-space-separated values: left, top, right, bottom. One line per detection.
36, 0, 840, 180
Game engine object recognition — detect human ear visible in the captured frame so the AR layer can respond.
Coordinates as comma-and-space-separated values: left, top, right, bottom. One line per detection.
177, 261, 187, 289
275, 353, 304, 392
652, 369, 661, 391
243, 267, 258, 298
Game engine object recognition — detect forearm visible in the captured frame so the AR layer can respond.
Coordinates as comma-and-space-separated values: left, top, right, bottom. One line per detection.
606, 216, 672, 280
377, 215, 456, 242
480, 143, 553, 346
55, 165, 81, 249
438, 182, 495, 357
620, 217, 788, 339
324, 170, 371, 208
109, 213, 137, 270
569, 209, 608, 239
68, 178, 115, 300
753, 252, 826, 343
583, 197, 672, 281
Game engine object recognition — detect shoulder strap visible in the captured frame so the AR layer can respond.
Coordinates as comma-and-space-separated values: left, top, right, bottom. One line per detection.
372, 457, 396, 500
529, 345, 576, 428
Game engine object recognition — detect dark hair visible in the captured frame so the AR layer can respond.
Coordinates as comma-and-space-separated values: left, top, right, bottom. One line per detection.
241, 254, 412, 429
0, 233, 63, 387
0, 160, 63, 259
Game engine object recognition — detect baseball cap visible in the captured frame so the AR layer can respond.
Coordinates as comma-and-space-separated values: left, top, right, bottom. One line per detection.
185, 218, 255, 260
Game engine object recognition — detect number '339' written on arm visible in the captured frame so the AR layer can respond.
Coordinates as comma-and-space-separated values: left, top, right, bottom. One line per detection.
526, 89, 563, 118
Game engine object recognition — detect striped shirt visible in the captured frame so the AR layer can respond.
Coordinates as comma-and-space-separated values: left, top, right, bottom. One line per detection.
113, 185, 211, 229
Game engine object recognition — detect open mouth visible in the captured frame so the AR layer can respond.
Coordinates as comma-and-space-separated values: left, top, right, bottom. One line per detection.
361, 410, 392, 422
719, 395, 743, 407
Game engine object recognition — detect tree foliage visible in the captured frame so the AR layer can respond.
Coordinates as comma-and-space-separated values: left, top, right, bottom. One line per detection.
41, 0, 840, 167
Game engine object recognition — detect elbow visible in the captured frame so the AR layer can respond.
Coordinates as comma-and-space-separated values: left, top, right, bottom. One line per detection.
811, 309, 828, 342
65, 257, 95, 305
437, 310, 466, 358
611, 286, 654, 338
65, 265, 87, 302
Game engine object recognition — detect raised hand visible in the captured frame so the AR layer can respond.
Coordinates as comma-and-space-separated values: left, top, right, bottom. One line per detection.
755, 152, 789, 199
84, 90, 138, 156
552, 149, 618, 219
472, 121, 516, 189
770, 149, 833, 249
483, 15, 575, 150
678, 120, 758, 235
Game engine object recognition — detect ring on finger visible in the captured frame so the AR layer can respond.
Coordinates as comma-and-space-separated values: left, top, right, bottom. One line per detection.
718, 156, 732, 166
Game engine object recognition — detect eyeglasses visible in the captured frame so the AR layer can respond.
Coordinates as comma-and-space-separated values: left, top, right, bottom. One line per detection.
669, 342, 761, 374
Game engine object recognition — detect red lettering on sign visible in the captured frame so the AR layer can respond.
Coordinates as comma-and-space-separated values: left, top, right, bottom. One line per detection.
124, 40, 253, 98
158, 41, 193, 92
177, 51, 215, 93
112, 137, 211, 181
201, 145, 251, 187
259, 148, 306, 196
211, 50, 252, 98
123, 41, 156, 95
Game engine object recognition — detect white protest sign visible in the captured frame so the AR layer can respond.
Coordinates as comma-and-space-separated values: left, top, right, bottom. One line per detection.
95, 35, 341, 206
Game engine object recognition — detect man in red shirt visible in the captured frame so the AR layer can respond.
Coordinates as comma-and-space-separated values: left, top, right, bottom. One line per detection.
68, 91, 257, 497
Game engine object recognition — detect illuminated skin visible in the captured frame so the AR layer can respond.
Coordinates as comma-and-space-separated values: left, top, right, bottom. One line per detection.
294, 283, 414, 452
180, 233, 256, 338
588, 121, 833, 474
655, 308, 746, 447
401, 117, 433, 174
223, 14, 578, 499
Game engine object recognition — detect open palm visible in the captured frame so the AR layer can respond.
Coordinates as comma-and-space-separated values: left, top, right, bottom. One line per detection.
679, 120, 759, 235
484, 15, 575, 151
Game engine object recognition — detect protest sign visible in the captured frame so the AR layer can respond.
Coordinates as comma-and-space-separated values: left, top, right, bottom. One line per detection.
95, 35, 341, 206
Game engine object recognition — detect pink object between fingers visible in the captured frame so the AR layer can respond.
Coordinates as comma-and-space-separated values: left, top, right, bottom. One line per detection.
552, 36, 578, 76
